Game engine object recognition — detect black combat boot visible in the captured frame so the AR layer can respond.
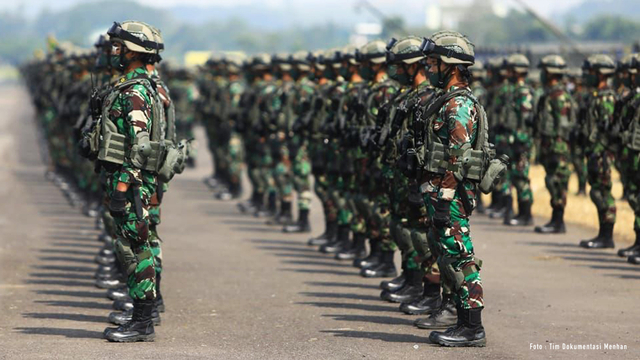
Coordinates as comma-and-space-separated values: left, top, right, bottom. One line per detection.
430, 307, 486, 347
107, 287, 130, 301
501, 194, 514, 225
360, 250, 397, 278
113, 299, 133, 311
308, 221, 337, 246
266, 201, 292, 225
105, 300, 156, 342
335, 232, 367, 260
400, 281, 442, 315
96, 277, 125, 289
98, 231, 113, 244
95, 253, 116, 266
534, 206, 566, 234
252, 193, 268, 217
414, 295, 457, 329
381, 269, 424, 303
355, 238, 381, 269
475, 190, 485, 214
108, 306, 161, 326
577, 181, 587, 196
580, 222, 615, 249
283, 209, 311, 233
379, 261, 407, 292
508, 200, 533, 226
320, 225, 350, 254
618, 230, 640, 257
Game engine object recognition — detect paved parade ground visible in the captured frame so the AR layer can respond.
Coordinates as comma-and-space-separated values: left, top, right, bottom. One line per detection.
1, 83, 639, 359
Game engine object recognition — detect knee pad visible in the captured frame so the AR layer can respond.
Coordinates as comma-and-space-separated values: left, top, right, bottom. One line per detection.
114, 238, 137, 276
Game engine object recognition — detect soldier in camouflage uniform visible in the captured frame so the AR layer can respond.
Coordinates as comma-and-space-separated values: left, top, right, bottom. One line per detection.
368, 37, 438, 310
416, 30, 487, 347
569, 72, 589, 197
98, 21, 164, 342
618, 55, 640, 264
282, 51, 317, 233
578, 55, 618, 249
534, 55, 576, 235
502, 54, 535, 226
350, 40, 400, 271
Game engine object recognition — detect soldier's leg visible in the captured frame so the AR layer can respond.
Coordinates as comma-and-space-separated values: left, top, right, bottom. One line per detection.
105, 182, 158, 342
625, 154, 640, 262
508, 143, 534, 226
423, 184, 484, 346
571, 144, 588, 196
401, 226, 441, 315
535, 143, 571, 234
321, 182, 351, 254
580, 150, 617, 248
361, 203, 395, 277
336, 192, 367, 260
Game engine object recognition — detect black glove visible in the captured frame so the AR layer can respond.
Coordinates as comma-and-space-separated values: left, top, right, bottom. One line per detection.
109, 190, 128, 218
432, 199, 451, 228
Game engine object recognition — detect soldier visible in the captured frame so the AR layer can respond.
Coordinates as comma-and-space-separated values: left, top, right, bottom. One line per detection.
533, 55, 575, 235
282, 51, 317, 233
569, 70, 589, 197
98, 20, 164, 342
417, 30, 492, 347
620, 55, 640, 264
502, 54, 535, 226
578, 55, 617, 249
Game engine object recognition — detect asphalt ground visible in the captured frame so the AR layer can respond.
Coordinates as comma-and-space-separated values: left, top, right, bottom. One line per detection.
1, 84, 639, 359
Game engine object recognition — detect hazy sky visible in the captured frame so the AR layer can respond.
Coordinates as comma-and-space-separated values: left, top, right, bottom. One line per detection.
4, 0, 585, 19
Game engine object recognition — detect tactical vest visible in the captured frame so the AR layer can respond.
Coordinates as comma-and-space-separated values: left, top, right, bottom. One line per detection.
98, 76, 166, 173
584, 89, 615, 147
421, 88, 506, 193
502, 84, 534, 133
536, 88, 576, 140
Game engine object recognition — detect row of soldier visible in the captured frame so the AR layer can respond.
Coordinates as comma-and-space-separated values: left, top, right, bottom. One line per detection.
20, 20, 640, 347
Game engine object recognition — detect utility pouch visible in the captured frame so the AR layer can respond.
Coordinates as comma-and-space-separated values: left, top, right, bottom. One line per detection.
423, 141, 446, 174
479, 154, 509, 194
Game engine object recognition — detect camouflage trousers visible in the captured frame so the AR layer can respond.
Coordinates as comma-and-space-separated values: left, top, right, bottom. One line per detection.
108, 179, 157, 301
422, 180, 483, 310
148, 182, 168, 275
369, 194, 392, 250
292, 146, 312, 211
510, 149, 533, 204
274, 158, 293, 203
624, 149, 640, 232
389, 215, 415, 262
587, 147, 617, 225
539, 138, 572, 209
570, 139, 588, 191
225, 133, 244, 193
314, 174, 337, 223
494, 133, 513, 196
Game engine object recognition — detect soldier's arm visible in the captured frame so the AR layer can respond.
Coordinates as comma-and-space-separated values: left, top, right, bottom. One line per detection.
117, 86, 153, 187
441, 96, 476, 201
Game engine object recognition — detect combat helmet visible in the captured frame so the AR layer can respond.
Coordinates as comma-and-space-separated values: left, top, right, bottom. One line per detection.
226, 52, 247, 73
420, 30, 475, 66
252, 53, 271, 70
341, 45, 359, 66
291, 51, 312, 72
469, 60, 487, 79
582, 54, 616, 75
356, 39, 387, 64
622, 53, 640, 74
107, 21, 163, 54
386, 36, 426, 64
538, 54, 567, 74
505, 53, 530, 73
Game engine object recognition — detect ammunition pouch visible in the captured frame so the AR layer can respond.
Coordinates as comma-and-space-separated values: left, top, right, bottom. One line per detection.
98, 118, 126, 165
630, 121, 640, 151
157, 140, 186, 183
423, 142, 447, 175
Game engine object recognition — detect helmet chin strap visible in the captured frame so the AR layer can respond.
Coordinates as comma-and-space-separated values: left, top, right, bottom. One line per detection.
436, 59, 455, 88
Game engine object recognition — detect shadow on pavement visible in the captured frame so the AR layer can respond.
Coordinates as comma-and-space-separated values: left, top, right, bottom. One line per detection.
22, 313, 106, 323
283, 260, 352, 268
14, 327, 103, 339
296, 301, 397, 313
322, 314, 415, 326
38, 256, 95, 264
250, 239, 305, 246
35, 290, 106, 299
279, 268, 359, 277
320, 329, 426, 343
300, 291, 380, 301
35, 265, 95, 273
305, 281, 379, 290
34, 300, 112, 310
29, 272, 93, 281
39, 249, 98, 256
26, 279, 95, 287
257, 245, 317, 253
